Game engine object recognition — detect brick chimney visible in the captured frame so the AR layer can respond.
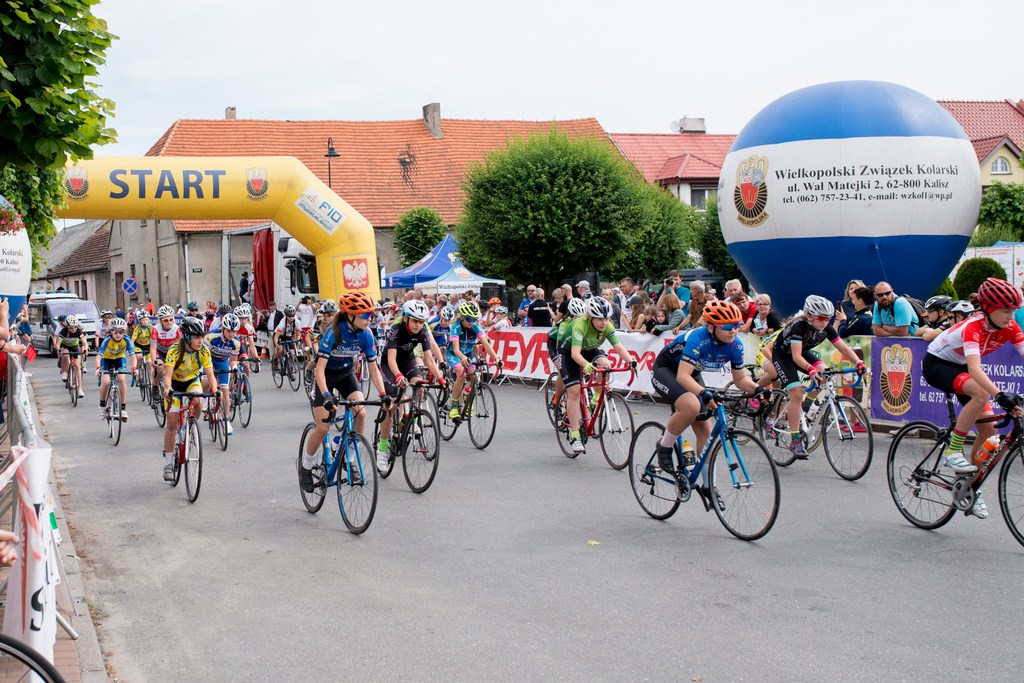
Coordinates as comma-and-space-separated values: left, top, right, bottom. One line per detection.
225, 106, 237, 120
422, 103, 442, 139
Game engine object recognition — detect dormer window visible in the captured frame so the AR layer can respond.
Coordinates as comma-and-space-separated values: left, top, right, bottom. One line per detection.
991, 157, 1011, 175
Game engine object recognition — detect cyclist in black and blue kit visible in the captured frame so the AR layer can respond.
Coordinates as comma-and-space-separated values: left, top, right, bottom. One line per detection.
299, 291, 387, 493
650, 300, 766, 489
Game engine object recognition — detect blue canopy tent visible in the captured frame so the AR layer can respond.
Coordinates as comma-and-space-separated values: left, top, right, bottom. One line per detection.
383, 234, 460, 289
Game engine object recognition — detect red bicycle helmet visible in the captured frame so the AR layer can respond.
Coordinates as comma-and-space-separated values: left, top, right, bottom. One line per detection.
338, 291, 376, 315
702, 299, 743, 325
976, 278, 1022, 313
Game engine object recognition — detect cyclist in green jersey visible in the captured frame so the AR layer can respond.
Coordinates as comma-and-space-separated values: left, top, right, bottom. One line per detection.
547, 297, 587, 416
562, 297, 637, 454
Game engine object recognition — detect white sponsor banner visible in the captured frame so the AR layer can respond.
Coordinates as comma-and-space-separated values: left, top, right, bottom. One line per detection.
487, 328, 759, 394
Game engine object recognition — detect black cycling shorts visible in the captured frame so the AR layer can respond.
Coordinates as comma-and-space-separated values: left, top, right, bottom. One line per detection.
650, 361, 713, 416
560, 348, 604, 388
773, 348, 821, 389
381, 357, 423, 399
922, 353, 972, 406
312, 368, 360, 407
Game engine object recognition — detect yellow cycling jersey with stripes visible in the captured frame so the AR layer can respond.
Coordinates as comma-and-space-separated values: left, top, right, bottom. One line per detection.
164, 342, 213, 383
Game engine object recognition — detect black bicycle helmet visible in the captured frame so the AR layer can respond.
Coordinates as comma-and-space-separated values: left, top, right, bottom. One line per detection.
924, 295, 951, 312
179, 316, 205, 339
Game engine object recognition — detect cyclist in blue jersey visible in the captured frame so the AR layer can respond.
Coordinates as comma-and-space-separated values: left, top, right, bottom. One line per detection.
447, 301, 502, 420
95, 318, 136, 420
205, 313, 241, 436
426, 305, 455, 369
650, 300, 767, 480
300, 291, 387, 493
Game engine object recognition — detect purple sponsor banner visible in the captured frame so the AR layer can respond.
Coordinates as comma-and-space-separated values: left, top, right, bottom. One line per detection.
871, 337, 1024, 424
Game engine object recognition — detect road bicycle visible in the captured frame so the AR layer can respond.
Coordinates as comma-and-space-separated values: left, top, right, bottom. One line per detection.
435, 364, 499, 449
554, 366, 636, 470
204, 389, 230, 451
167, 391, 217, 502
100, 369, 131, 446
297, 398, 382, 534
757, 367, 873, 480
374, 381, 442, 493
628, 389, 781, 541
0, 632, 65, 682
229, 362, 254, 429
887, 393, 1024, 547
136, 354, 153, 404
61, 350, 84, 407
272, 339, 302, 391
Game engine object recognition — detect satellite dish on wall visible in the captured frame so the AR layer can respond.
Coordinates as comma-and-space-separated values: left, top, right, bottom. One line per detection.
670, 120, 681, 133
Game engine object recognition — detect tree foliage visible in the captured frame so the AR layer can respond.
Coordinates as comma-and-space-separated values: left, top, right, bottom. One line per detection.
0, 166, 63, 272
606, 182, 697, 282
457, 129, 646, 293
695, 198, 745, 287
977, 182, 1024, 240
0, 0, 116, 169
393, 207, 447, 268
969, 223, 1020, 248
953, 257, 1007, 299
933, 277, 957, 300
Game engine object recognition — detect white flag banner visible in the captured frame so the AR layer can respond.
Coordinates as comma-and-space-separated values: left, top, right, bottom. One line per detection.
2, 442, 58, 663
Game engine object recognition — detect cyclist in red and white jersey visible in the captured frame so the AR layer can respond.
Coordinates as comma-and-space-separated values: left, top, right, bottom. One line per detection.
923, 278, 1024, 519
150, 305, 181, 384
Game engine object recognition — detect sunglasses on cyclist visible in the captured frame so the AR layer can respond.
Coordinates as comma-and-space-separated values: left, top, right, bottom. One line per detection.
357, 312, 373, 320
717, 322, 740, 331
811, 314, 831, 322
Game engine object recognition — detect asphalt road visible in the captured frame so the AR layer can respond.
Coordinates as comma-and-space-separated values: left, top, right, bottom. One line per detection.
32, 362, 1024, 682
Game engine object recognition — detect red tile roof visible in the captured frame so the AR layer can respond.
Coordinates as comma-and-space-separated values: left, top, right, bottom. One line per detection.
939, 100, 1024, 151
48, 221, 110, 276
655, 153, 723, 182
147, 117, 610, 232
609, 132, 736, 183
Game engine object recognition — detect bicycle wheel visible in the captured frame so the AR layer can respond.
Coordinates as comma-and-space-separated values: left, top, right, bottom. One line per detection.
544, 371, 560, 427
759, 393, 797, 467
237, 375, 253, 428
554, 390, 579, 458
998, 445, 1024, 547
468, 383, 497, 450
596, 393, 631, 470
109, 387, 122, 446
337, 432, 377, 534
402, 408, 440, 493
272, 357, 284, 388
154, 392, 166, 428
435, 393, 459, 441
207, 399, 219, 442
0, 632, 66, 683
70, 374, 78, 407
708, 429, 780, 541
722, 380, 754, 445
217, 396, 229, 451
288, 355, 301, 391
886, 421, 957, 529
298, 422, 326, 513
821, 396, 873, 481
627, 421, 681, 520
184, 416, 203, 502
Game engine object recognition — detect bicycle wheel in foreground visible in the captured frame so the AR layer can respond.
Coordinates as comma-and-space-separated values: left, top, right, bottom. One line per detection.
217, 398, 229, 450
627, 421, 681, 520
760, 394, 796, 467
185, 417, 203, 502
821, 396, 873, 481
554, 391, 579, 458
337, 433, 377, 534
435, 394, 459, 441
544, 371, 559, 427
0, 632, 66, 682
298, 422, 326, 513
237, 375, 253, 428
110, 393, 123, 446
402, 408, 440, 493
468, 383, 497, 450
599, 392, 634, 470
272, 360, 284, 388
998, 446, 1024, 548
709, 429, 780, 541
886, 421, 956, 529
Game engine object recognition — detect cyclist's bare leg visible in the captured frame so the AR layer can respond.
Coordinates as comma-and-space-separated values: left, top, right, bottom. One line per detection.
956, 379, 998, 459
99, 372, 111, 403
566, 383, 582, 429
786, 385, 804, 437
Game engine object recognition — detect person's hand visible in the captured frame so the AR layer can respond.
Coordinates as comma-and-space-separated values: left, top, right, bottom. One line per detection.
807, 365, 820, 379
995, 392, 1017, 412
754, 385, 769, 397
583, 362, 595, 375
395, 373, 407, 387
835, 307, 847, 322
0, 297, 9, 319
321, 391, 336, 411
496, 360, 504, 371
380, 395, 393, 410
856, 361, 867, 376
0, 529, 18, 567
628, 360, 638, 372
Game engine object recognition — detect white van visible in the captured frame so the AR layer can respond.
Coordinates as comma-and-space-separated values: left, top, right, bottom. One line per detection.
28, 292, 101, 355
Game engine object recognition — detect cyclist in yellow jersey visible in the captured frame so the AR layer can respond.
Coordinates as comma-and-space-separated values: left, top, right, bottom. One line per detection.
160, 317, 217, 481
131, 312, 153, 363
95, 318, 137, 421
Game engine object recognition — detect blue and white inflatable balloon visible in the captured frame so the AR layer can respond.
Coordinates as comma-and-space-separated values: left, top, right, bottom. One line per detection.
718, 81, 981, 315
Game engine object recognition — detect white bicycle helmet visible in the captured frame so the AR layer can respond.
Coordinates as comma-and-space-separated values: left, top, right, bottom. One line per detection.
567, 298, 587, 318
234, 304, 252, 318
440, 305, 456, 322
65, 315, 80, 327
495, 305, 509, 315
221, 313, 241, 331
803, 295, 834, 318
319, 299, 339, 315
586, 297, 612, 319
157, 305, 175, 318
109, 317, 128, 331
402, 300, 430, 322
946, 299, 974, 315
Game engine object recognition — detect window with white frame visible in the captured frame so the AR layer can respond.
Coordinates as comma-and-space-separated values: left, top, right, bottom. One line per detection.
991, 157, 1011, 174
690, 186, 718, 211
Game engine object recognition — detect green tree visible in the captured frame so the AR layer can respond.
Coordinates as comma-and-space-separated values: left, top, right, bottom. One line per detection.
696, 198, 744, 287
607, 182, 697, 282
393, 207, 447, 268
0, 0, 116, 169
933, 277, 957, 300
969, 223, 1020, 248
0, 166, 64, 272
977, 182, 1024, 240
953, 257, 1007, 299
457, 129, 645, 293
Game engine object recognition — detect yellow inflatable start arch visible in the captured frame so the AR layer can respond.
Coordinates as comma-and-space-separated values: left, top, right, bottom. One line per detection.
57, 156, 380, 301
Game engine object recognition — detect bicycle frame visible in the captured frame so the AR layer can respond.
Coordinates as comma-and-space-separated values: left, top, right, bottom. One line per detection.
576, 367, 633, 438
321, 406, 366, 487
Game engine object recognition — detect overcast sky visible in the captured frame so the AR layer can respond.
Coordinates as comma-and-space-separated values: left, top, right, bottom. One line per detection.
93, 0, 1023, 156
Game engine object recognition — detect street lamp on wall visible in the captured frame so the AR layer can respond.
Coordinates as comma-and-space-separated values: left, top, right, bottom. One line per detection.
325, 137, 340, 189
